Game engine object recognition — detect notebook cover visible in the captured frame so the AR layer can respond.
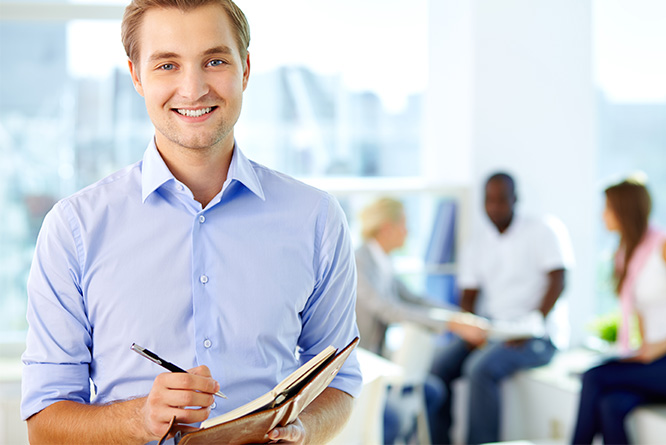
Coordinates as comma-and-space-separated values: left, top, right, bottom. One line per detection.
159, 337, 359, 445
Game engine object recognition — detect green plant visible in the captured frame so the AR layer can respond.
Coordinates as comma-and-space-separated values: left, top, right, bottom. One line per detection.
588, 311, 643, 347
588, 312, 619, 343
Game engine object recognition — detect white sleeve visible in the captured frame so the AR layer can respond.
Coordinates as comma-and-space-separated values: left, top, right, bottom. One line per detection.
538, 216, 574, 272
457, 238, 481, 290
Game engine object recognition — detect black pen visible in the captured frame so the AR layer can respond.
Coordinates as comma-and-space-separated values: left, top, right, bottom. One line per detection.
131, 343, 227, 399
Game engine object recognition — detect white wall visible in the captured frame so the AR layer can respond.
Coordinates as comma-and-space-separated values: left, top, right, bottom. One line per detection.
425, 0, 598, 346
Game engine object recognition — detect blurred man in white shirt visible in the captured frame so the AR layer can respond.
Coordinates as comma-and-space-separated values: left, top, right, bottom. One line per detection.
431, 172, 573, 445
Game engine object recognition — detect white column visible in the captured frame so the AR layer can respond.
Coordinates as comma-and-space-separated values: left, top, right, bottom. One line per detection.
425, 0, 598, 347
423, 0, 475, 187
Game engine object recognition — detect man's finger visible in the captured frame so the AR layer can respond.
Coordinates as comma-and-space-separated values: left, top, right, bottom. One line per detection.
156, 370, 219, 395
187, 365, 212, 377
267, 422, 305, 444
162, 389, 215, 409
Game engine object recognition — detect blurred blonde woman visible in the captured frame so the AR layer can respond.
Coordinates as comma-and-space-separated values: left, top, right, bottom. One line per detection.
355, 197, 448, 444
355, 197, 450, 353
572, 178, 666, 444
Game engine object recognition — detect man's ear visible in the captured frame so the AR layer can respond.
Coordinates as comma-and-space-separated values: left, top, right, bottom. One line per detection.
242, 51, 251, 91
128, 59, 144, 97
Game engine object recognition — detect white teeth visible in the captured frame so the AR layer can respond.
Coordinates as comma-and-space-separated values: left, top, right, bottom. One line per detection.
177, 107, 212, 117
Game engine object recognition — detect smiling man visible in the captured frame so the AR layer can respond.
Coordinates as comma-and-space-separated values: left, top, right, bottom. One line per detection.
21, 1, 361, 444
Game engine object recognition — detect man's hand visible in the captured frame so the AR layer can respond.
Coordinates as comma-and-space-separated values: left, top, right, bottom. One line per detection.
26, 366, 220, 445
448, 313, 490, 347
449, 320, 488, 347
266, 417, 306, 444
261, 388, 352, 445
141, 365, 220, 440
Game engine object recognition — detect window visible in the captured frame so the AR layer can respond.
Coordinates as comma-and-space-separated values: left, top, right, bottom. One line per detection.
1, 8, 150, 339
235, 0, 428, 177
593, 0, 666, 315
0, 0, 433, 342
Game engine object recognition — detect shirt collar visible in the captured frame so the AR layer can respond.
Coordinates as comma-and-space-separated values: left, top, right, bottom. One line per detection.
484, 214, 523, 238
225, 141, 265, 201
141, 138, 265, 203
141, 138, 173, 203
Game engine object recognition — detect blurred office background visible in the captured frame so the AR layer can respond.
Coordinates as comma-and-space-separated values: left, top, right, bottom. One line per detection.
0, 0, 665, 441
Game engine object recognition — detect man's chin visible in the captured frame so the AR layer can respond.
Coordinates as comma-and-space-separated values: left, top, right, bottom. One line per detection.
489, 216, 510, 228
166, 132, 232, 152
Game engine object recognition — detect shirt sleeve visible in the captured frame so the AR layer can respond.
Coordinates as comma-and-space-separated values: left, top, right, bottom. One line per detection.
537, 217, 575, 272
457, 237, 481, 290
21, 200, 93, 420
297, 194, 362, 398
354, 262, 447, 331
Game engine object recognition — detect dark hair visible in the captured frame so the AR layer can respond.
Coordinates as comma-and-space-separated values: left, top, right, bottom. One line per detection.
605, 178, 652, 293
121, 0, 250, 65
486, 172, 516, 196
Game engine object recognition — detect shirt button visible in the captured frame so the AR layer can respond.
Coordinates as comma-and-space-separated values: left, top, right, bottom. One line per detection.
199, 215, 206, 224
178, 184, 184, 191
204, 339, 212, 348
200, 275, 209, 284
212, 402, 217, 409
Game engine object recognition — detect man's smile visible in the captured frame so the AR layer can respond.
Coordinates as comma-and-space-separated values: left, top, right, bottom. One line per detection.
174, 106, 217, 117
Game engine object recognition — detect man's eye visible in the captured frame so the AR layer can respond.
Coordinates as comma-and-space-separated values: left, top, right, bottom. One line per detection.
208, 59, 226, 67
159, 63, 175, 71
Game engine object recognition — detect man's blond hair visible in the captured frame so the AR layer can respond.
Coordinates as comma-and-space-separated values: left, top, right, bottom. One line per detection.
359, 197, 404, 241
121, 0, 250, 65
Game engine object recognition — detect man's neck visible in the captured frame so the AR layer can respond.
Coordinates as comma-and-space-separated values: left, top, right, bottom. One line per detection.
494, 214, 514, 234
156, 137, 234, 208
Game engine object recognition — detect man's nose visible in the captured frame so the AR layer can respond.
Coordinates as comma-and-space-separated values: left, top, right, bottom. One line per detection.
179, 68, 209, 101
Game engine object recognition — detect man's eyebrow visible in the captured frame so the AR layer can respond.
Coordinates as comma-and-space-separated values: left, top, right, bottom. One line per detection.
147, 51, 180, 63
146, 46, 234, 63
203, 46, 234, 56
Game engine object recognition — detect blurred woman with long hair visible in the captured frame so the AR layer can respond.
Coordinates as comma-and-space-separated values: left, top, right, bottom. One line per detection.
572, 177, 666, 444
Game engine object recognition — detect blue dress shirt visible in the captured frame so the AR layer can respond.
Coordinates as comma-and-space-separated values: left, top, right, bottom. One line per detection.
21, 139, 362, 422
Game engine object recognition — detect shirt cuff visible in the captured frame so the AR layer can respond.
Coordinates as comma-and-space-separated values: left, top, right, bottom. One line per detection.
21, 362, 91, 420
326, 351, 362, 398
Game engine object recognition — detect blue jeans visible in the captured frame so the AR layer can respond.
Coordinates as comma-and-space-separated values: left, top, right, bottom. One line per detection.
571, 354, 666, 444
431, 337, 556, 445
